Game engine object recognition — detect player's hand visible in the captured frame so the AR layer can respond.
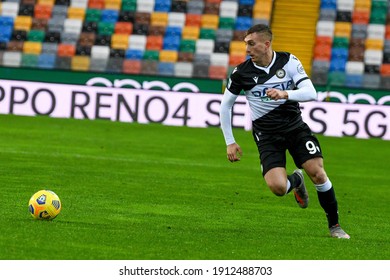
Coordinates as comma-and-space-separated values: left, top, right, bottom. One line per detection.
266, 88, 288, 100
226, 143, 242, 162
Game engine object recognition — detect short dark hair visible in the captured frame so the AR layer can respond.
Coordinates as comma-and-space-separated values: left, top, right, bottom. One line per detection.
245, 24, 273, 41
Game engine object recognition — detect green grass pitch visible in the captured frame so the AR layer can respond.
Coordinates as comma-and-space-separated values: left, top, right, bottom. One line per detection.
0, 114, 389, 260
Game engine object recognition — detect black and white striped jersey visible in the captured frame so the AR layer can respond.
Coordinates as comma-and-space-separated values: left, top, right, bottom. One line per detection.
226, 51, 310, 134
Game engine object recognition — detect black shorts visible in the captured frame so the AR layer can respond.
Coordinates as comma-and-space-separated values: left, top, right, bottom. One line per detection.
252, 123, 323, 176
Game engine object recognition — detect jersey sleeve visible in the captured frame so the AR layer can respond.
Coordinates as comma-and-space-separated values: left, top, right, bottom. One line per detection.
287, 54, 309, 87
225, 67, 243, 95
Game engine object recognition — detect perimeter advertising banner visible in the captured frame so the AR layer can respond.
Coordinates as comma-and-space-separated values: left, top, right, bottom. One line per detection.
0, 79, 389, 141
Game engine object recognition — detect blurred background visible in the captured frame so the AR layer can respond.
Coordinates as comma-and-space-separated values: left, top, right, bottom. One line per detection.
0, 0, 389, 101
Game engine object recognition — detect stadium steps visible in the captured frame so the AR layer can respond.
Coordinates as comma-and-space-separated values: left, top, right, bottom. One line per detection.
270, 0, 320, 76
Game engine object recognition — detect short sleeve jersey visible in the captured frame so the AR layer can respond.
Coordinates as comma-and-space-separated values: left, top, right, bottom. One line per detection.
226, 51, 309, 134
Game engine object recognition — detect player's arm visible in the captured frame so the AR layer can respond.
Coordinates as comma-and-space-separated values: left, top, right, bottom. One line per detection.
266, 54, 317, 102
220, 89, 242, 162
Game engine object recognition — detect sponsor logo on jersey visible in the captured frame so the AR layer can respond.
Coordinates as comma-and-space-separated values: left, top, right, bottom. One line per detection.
276, 69, 286, 78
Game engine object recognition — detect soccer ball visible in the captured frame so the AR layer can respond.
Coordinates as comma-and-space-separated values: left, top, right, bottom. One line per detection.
28, 190, 62, 220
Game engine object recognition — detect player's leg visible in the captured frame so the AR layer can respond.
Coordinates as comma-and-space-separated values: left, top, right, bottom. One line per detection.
302, 158, 350, 239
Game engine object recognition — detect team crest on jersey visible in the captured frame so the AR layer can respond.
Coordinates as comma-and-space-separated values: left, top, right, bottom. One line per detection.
297, 64, 305, 74
276, 69, 285, 78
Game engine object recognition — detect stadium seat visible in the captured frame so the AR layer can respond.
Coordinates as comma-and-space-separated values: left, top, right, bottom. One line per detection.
48, 17, 65, 33
64, 18, 83, 34
168, 12, 186, 27
148, 25, 166, 36
195, 39, 215, 54
0, 26, 14, 43
158, 62, 175, 76
345, 61, 364, 75
122, 59, 141, 74
128, 34, 146, 50
125, 48, 143, 59
380, 63, 390, 76
71, 55, 90, 71
34, 4, 52, 20
319, 8, 336, 21
365, 38, 384, 50
179, 39, 196, 53
215, 28, 233, 43
181, 26, 200, 39
187, 0, 204, 14
1, 3, 19, 18
141, 59, 158, 75
146, 35, 163, 50
62, 32, 80, 44
174, 61, 193, 77
18, 4, 35, 16
364, 49, 383, 65
229, 53, 246, 66
2, 51, 22, 67
316, 21, 335, 37
14, 16, 33, 31
235, 16, 252, 31
38, 53, 56, 69
76, 45, 92, 56
135, 12, 151, 25
67, 7, 86, 20
136, 0, 154, 13
32, 18, 49, 31
193, 62, 209, 78
194, 53, 210, 65
106, 57, 124, 73
162, 35, 180, 50
185, 13, 201, 26
111, 33, 129, 49
229, 40, 246, 55
201, 14, 219, 29
351, 23, 367, 38
214, 41, 230, 53
219, 1, 238, 18
142, 50, 159, 61
367, 24, 386, 39
150, 12, 168, 26
208, 65, 227, 80
121, 0, 136, 12
345, 74, 363, 88
210, 52, 229, 66
362, 73, 381, 89
43, 32, 60, 44
334, 22, 352, 38
132, 23, 149, 35
204, 2, 220, 15
22, 53, 39, 67
219, 17, 235, 30
352, 10, 370, 24
23, 41, 42, 54
178, 51, 193, 62
57, 43, 76, 56
89, 57, 107, 71
7, 41, 24, 52
171, 0, 187, 13
54, 55, 70, 69
199, 28, 216, 40
154, 0, 172, 12
105, 0, 122, 10
41, 42, 58, 54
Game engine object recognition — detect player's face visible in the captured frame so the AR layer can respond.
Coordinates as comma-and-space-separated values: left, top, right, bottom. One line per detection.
244, 32, 271, 65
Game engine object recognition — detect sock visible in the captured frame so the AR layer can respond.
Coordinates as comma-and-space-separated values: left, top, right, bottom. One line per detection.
316, 180, 339, 228
286, 172, 301, 193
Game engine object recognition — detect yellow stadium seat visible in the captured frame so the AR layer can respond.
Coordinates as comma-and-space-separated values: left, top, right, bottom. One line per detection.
201, 14, 219, 29
14, 16, 33, 31
67, 7, 86, 20
354, 0, 371, 11
334, 22, 352, 38
37, 0, 55, 5
71, 55, 90, 71
111, 34, 129, 49
159, 50, 178, 63
182, 26, 200, 39
105, 0, 122, 10
253, 0, 272, 20
151, 12, 168, 26
365, 38, 384, 50
23, 41, 42, 54
229, 41, 246, 56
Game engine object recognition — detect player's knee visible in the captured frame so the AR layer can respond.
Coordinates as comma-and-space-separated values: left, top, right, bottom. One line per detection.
267, 183, 286, 196
309, 170, 327, 185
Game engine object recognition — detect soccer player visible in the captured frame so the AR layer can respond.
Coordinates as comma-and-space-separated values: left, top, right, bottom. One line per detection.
219, 24, 350, 239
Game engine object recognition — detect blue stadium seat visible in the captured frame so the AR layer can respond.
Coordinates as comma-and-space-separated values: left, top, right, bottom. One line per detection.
0, 26, 13, 43
235, 16, 252, 31
345, 74, 363, 88
320, 0, 337, 10
38, 53, 56, 69
329, 58, 347, 72
239, 0, 255, 5
125, 49, 144, 59
158, 62, 175, 76
0, 16, 14, 28
163, 35, 180, 50
331, 47, 348, 60
164, 26, 182, 38
101, 10, 119, 23
154, 0, 171, 12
